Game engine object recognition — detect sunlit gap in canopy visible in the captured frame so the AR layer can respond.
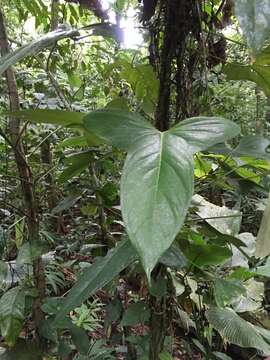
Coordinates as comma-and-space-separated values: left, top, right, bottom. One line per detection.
101, 0, 144, 49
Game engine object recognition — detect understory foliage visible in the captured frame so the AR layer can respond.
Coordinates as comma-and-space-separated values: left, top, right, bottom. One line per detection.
2, 0, 270, 359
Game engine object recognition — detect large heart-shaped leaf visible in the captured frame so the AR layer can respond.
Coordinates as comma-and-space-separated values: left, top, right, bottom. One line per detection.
121, 133, 193, 279
206, 307, 270, 354
83, 110, 239, 279
234, 0, 270, 53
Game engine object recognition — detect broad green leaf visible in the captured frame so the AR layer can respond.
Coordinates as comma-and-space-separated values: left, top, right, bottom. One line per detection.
120, 301, 150, 326
234, 0, 270, 53
254, 325, 270, 344
121, 134, 193, 279
0, 27, 79, 75
224, 63, 270, 96
256, 257, 270, 276
105, 98, 129, 111
67, 70, 82, 88
255, 44, 270, 65
52, 195, 81, 215
170, 117, 240, 153
58, 136, 89, 148
159, 245, 188, 268
182, 243, 232, 267
104, 298, 122, 329
11, 109, 84, 126
0, 287, 25, 346
232, 279, 264, 313
0, 340, 42, 360
84, 110, 239, 279
234, 135, 270, 160
70, 323, 90, 355
83, 109, 155, 151
54, 239, 137, 325
58, 151, 92, 184
206, 307, 270, 353
159, 352, 174, 360
256, 192, 270, 258
214, 279, 246, 308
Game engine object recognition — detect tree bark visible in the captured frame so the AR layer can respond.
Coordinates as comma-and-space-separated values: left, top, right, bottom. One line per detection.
0, 9, 45, 343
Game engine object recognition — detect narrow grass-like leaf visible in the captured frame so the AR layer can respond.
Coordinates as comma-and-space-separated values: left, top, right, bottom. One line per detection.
54, 239, 137, 325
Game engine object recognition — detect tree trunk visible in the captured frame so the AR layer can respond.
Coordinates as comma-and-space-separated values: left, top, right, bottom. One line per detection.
149, 0, 196, 358
0, 9, 45, 344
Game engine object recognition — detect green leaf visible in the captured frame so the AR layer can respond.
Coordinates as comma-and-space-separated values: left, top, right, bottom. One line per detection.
51, 195, 81, 215
83, 109, 155, 151
16, 242, 45, 265
70, 323, 90, 355
0, 340, 42, 360
0, 287, 25, 346
0, 27, 79, 74
105, 98, 129, 111
170, 117, 240, 153
10, 109, 84, 126
234, 135, 270, 160
159, 245, 188, 268
67, 70, 82, 88
54, 239, 137, 325
120, 301, 150, 326
159, 352, 173, 360
183, 243, 232, 267
206, 307, 270, 353
104, 298, 122, 329
58, 136, 89, 148
59, 151, 92, 184
84, 110, 239, 279
224, 63, 270, 96
121, 131, 193, 279
234, 0, 270, 53
214, 279, 246, 308
256, 192, 270, 258
0, 261, 7, 285
256, 257, 270, 276
212, 352, 232, 360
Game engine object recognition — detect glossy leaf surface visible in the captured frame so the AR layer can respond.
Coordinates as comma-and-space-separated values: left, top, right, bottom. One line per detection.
234, 135, 270, 160
84, 110, 239, 279
170, 117, 240, 153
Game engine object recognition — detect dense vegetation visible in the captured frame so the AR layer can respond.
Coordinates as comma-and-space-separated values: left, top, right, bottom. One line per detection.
2, 0, 270, 359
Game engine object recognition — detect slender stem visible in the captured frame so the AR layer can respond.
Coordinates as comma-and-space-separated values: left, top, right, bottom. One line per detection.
0, 9, 46, 345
